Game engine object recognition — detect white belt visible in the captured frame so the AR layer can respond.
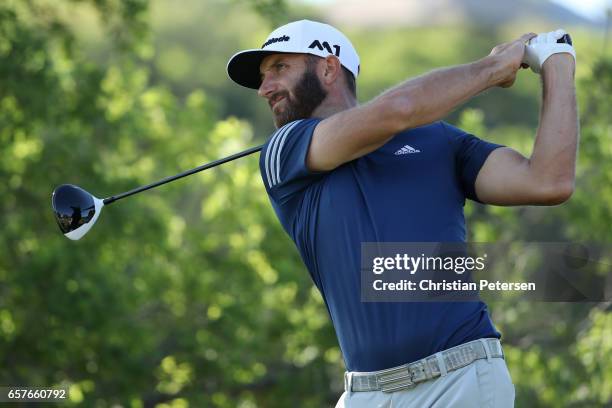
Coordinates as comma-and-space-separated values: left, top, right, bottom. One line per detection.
344, 338, 504, 393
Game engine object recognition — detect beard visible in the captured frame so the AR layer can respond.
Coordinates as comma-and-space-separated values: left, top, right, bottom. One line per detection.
272, 67, 327, 128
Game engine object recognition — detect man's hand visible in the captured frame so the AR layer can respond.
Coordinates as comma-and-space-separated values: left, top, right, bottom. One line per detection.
488, 33, 536, 88
523, 29, 576, 74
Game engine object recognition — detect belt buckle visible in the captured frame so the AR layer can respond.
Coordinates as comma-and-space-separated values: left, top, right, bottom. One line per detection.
378, 368, 416, 393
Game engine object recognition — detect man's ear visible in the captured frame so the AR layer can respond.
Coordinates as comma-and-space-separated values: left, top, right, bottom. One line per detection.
321, 55, 342, 86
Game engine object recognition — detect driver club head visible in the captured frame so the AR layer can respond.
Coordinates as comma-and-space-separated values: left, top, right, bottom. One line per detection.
52, 184, 104, 240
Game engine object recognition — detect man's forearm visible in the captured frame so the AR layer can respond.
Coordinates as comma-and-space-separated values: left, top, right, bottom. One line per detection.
307, 35, 527, 171
379, 55, 506, 131
529, 55, 578, 194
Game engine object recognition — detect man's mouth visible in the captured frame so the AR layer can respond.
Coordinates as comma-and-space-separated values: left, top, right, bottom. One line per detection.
270, 95, 286, 110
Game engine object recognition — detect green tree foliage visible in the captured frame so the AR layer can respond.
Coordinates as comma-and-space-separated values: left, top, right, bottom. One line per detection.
1, 0, 610, 407
1, 0, 338, 406
234, 0, 290, 28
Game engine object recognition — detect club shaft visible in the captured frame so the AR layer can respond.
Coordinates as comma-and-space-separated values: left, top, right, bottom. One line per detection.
103, 144, 263, 205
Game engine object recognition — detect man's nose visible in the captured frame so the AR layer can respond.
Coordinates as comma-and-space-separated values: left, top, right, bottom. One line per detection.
258, 75, 276, 98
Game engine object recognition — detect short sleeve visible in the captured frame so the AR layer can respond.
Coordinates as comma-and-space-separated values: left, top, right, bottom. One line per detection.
442, 122, 504, 203
259, 118, 326, 203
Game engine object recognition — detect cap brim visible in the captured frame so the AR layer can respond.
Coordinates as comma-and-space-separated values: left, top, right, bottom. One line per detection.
227, 49, 298, 89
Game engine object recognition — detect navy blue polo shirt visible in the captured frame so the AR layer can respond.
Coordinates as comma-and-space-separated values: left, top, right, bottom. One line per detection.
259, 118, 503, 372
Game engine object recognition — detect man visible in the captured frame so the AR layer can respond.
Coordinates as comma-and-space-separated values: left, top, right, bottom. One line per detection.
227, 20, 577, 407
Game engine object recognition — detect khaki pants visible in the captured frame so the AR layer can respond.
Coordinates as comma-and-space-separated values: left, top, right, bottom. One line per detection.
336, 358, 515, 408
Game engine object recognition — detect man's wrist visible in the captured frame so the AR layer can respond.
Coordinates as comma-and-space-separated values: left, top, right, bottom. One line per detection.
476, 55, 505, 89
542, 54, 575, 79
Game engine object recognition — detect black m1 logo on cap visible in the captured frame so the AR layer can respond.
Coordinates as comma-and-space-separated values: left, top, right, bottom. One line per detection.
308, 40, 341, 57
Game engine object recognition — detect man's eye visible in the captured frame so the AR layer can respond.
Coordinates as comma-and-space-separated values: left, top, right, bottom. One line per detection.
275, 63, 286, 70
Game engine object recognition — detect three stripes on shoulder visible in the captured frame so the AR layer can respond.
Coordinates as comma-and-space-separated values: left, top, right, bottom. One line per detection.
263, 120, 303, 188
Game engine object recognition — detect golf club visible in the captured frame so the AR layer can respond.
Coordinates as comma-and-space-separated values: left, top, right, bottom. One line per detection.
52, 144, 263, 240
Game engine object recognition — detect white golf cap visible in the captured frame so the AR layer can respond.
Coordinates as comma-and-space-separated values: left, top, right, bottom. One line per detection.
227, 19, 360, 89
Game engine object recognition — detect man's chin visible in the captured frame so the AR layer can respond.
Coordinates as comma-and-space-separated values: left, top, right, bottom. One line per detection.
274, 114, 304, 129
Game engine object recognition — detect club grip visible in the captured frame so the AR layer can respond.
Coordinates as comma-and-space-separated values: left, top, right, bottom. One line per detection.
557, 33, 572, 45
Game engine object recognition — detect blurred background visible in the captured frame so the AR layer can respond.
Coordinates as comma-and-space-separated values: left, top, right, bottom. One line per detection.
0, 0, 610, 406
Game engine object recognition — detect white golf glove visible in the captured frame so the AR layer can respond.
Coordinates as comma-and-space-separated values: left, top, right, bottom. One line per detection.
522, 29, 576, 74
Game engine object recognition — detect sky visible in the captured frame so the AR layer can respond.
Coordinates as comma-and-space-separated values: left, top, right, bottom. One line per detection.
550, 0, 610, 21
303, 0, 611, 22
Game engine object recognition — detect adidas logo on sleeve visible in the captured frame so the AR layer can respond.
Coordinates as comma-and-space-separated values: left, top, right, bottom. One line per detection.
394, 145, 421, 155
